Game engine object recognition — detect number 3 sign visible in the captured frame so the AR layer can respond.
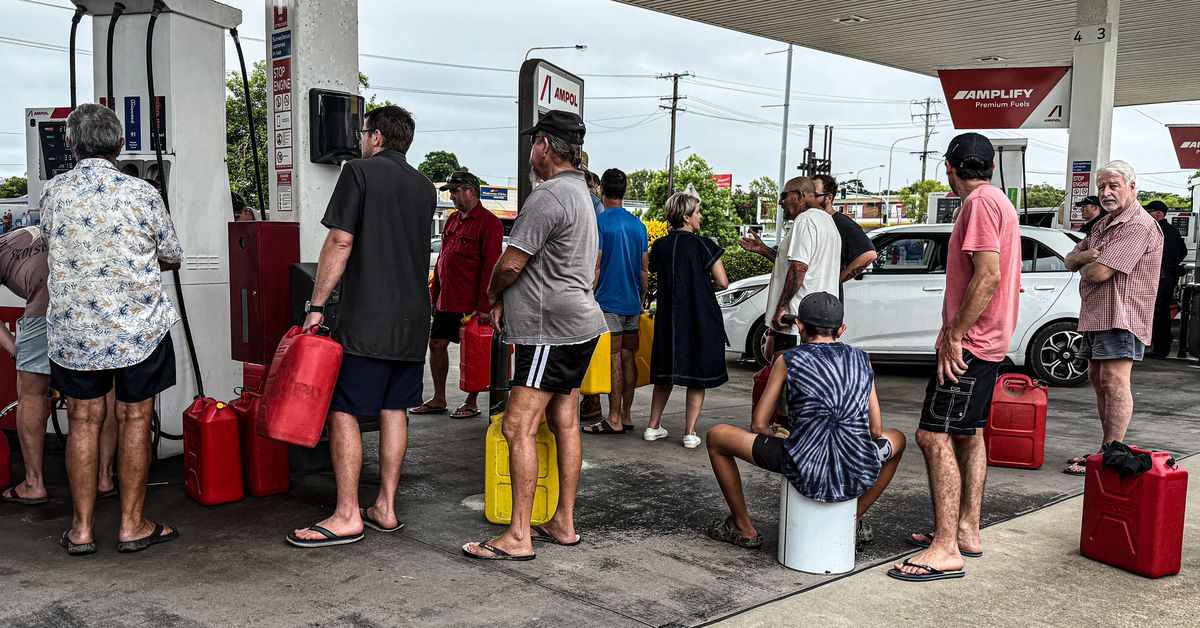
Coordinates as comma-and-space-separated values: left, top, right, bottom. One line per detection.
1072, 23, 1113, 46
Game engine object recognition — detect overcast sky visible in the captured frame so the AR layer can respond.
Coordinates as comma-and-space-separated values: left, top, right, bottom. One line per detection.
2, 0, 1198, 195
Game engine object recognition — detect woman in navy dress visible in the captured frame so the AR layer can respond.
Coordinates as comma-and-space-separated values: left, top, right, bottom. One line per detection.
644, 191, 729, 449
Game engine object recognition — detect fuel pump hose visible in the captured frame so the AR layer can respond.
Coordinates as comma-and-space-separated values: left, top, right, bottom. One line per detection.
146, 0, 204, 431
229, 28, 268, 220
104, 2, 125, 111
68, 5, 86, 109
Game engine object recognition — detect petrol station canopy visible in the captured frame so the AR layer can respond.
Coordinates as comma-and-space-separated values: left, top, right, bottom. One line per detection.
618, 0, 1199, 106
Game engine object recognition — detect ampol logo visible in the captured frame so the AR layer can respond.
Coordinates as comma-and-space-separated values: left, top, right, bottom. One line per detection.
1044, 104, 1064, 122
540, 75, 578, 108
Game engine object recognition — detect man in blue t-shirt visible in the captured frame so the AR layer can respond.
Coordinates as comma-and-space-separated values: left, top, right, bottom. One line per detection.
581, 169, 649, 436
702, 292, 906, 549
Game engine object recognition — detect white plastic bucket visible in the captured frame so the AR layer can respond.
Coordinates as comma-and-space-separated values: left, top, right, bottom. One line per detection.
777, 476, 856, 574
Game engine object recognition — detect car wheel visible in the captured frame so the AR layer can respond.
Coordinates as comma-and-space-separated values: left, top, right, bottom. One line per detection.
1029, 321, 1088, 387
748, 318, 769, 367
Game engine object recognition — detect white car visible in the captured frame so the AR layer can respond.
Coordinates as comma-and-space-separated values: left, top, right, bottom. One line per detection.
718, 224, 1089, 386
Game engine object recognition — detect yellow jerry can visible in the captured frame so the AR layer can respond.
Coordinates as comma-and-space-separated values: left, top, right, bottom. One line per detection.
579, 332, 611, 394
484, 413, 559, 526
635, 313, 654, 388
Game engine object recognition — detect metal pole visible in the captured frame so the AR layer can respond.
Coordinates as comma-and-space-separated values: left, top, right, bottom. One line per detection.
774, 44, 793, 245
886, 134, 924, 224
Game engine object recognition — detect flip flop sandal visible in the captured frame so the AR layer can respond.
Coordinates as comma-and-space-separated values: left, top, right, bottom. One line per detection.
461, 541, 535, 561
581, 420, 625, 435
705, 516, 763, 549
905, 533, 983, 558
286, 524, 364, 548
1063, 462, 1088, 476
60, 530, 96, 556
361, 508, 404, 533
621, 424, 635, 433
887, 558, 966, 582
117, 522, 179, 553
2, 485, 49, 505
409, 404, 448, 415
530, 525, 581, 546
450, 406, 482, 419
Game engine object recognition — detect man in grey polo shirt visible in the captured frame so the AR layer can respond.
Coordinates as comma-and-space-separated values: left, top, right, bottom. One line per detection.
462, 111, 607, 561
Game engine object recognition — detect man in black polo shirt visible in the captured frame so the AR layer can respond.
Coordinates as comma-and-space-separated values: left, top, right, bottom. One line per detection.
288, 105, 436, 548
813, 174, 876, 291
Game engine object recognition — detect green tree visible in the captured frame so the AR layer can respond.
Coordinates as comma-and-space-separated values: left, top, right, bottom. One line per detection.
0, 176, 28, 199
642, 155, 738, 246
225, 63, 395, 207
418, 150, 463, 183
841, 178, 869, 195
1025, 183, 1064, 208
898, 179, 951, 222
1137, 189, 1190, 209
626, 168, 653, 201
729, 185, 755, 225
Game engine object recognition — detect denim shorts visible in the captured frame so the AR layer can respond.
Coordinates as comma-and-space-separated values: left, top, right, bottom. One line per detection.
603, 312, 640, 335
1079, 329, 1145, 361
15, 315, 50, 375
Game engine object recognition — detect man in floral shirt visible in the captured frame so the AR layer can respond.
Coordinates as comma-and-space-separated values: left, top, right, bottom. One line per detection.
40, 103, 183, 556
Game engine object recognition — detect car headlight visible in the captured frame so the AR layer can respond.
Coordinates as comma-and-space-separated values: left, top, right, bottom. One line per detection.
716, 286, 763, 308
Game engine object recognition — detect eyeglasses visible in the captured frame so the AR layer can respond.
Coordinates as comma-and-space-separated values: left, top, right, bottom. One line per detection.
354, 128, 376, 140
779, 190, 799, 200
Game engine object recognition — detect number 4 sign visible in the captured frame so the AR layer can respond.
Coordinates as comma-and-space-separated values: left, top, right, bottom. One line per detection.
1072, 23, 1112, 46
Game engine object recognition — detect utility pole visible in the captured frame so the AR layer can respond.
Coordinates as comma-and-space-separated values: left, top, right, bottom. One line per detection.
659, 72, 691, 194
911, 97, 942, 181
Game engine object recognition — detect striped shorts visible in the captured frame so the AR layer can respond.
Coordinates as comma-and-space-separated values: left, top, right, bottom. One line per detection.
511, 337, 600, 395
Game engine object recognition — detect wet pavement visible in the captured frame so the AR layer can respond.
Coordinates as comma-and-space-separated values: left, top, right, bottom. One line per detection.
1, 351, 1197, 627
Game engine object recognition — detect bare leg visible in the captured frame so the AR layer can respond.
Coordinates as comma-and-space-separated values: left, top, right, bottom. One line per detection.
539, 389, 582, 543
115, 398, 172, 542
1089, 360, 1107, 447
647, 384, 673, 430
604, 338, 623, 430
12, 371, 51, 500
291, 411, 364, 540
1096, 358, 1134, 444
952, 433, 987, 554
684, 387, 705, 436
463, 386, 550, 558
422, 338, 451, 410
98, 391, 117, 494
895, 429, 965, 575
64, 396, 106, 545
620, 348, 637, 428
366, 409, 408, 529
857, 428, 907, 520
705, 424, 761, 539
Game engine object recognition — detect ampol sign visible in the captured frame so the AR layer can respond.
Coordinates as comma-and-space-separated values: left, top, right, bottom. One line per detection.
1167, 125, 1200, 169
535, 65, 582, 116
937, 66, 1072, 129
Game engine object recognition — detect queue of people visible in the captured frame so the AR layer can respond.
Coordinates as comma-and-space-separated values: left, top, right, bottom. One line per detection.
6, 101, 1172, 583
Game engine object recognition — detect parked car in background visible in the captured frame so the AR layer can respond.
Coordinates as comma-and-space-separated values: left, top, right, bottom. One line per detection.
719, 223, 1089, 386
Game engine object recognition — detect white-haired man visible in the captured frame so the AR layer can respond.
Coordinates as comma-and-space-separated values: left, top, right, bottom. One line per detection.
1062, 160, 1163, 476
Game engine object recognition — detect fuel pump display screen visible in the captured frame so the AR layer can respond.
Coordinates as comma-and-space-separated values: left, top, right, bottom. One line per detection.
936, 197, 962, 223
38, 121, 75, 179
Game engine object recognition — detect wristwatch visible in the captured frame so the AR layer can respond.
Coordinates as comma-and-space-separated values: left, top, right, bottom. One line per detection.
304, 301, 325, 314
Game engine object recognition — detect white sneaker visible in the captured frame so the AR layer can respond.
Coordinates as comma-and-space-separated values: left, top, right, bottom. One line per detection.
643, 426, 669, 441
682, 434, 701, 449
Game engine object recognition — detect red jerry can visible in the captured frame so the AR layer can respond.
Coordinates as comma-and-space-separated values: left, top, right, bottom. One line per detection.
243, 362, 268, 394
982, 374, 1047, 469
259, 326, 343, 447
230, 391, 290, 497
751, 364, 771, 418
183, 397, 244, 506
459, 316, 492, 393
1080, 448, 1188, 578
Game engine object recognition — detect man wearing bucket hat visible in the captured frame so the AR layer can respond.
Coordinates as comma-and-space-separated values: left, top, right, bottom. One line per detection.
462, 110, 607, 561
412, 171, 503, 419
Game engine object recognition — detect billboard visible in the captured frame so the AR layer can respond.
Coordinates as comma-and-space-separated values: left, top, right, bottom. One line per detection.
1167, 125, 1200, 169
937, 66, 1072, 129
712, 173, 732, 189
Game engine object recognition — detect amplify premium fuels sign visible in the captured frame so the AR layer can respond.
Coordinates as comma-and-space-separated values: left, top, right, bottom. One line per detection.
1167, 125, 1200, 169
937, 66, 1072, 129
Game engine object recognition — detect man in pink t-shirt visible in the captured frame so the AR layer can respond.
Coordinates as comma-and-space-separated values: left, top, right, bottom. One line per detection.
890, 133, 1021, 583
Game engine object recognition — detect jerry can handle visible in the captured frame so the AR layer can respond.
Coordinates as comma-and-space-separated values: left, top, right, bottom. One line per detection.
308, 324, 332, 337
1001, 374, 1029, 394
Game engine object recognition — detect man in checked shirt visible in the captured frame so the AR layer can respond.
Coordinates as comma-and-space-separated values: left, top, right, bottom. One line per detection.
1063, 160, 1163, 476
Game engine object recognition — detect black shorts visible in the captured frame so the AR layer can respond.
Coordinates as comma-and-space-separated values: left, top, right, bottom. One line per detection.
918, 350, 1002, 435
430, 310, 468, 343
511, 337, 600, 395
50, 334, 176, 403
753, 434, 895, 473
329, 354, 424, 417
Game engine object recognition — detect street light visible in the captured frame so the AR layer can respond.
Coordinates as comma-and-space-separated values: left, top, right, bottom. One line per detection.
665, 145, 691, 169
525, 44, 587, 60
886, 134, 928, 224
855, 164, 885, 186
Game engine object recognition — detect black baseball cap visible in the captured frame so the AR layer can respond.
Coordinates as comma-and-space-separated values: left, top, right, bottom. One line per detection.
944, 132, 995, 168
1074, 195, 1101, 207
798, 292, 844, 329
520, 110, 586, 145
439, 170, 481, 191
1144, 200, 1170, 213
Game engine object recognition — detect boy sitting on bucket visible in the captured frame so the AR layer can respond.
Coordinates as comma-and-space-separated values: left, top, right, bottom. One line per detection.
704, 292, 905, 549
